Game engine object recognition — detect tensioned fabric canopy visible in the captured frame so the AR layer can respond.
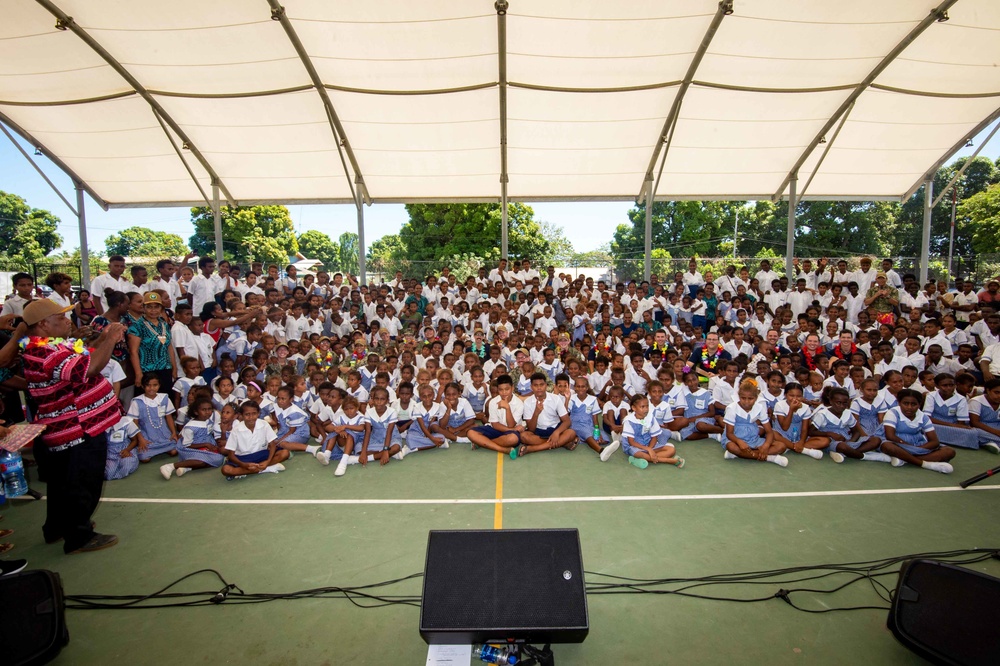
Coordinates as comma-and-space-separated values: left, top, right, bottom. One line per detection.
1, 0, 999, 210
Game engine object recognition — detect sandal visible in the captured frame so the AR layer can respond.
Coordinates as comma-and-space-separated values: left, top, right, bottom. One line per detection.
0, 542, 12, 555
510, 444, 527, 460
566, 439, 578, 452
0, 529, 12, 539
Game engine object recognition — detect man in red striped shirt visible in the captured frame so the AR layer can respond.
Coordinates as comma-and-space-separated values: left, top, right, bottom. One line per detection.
20, 299, 126, 554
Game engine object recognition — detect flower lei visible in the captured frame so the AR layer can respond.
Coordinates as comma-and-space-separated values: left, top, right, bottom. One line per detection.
19, 336, 88, 355
700, 345, 723, 370
349, 347, 366, 367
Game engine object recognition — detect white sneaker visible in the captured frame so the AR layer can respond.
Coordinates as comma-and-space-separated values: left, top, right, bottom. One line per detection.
669, 430, 683, 441
175, 467, 190, 477
394, 445, 413, 461
890, 457, 906, 467
267, 463, 285, 473
334, 458, 349, 477
159, 463, 175, 480
709, 433, 722, 442
439, 441, 450, 449
767, 454, 789, 468
456, 437, 470, 444
982, 442, 1000, 455
599, 439, 620, 462
862, 451, 891, 463
316, 450, 331, 466
800, 448, 823, 460
921, 461, 954, 474
611, 432, 622, 444
829, 452, 845, 464
723, 451, 737, 460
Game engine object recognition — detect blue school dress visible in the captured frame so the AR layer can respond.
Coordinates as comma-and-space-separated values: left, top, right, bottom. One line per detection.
327, 413, 367, 457
464, 384, 488, 413
274, 405, 312, 444
677, 389, 714, 440
127, 393, 177, 461
803, 385, 824, 404
969, 395, 1000, 446
212, 392, 239, 412
569, 394, 600, 442
621, 414, 664, 456
406, 402, 445, 450
516, 375, 533, 397
177, 415, 225, 468
851, 398, 884, 438
360, 366, 378, 391
173, 376, 207, 408
445, 398, 475, 429
811, 406, 863, 453
105, 416, 140, 480
722, 402, 767, 449
884, 407, 937, 456
771, 400, 811, 443
650, 399, 675, 446
924, 391, 979, 449
758, 390, 783, 414
367, 408, 400, 452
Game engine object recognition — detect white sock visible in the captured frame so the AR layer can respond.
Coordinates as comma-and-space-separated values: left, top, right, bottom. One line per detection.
800, 448, 823, 459
346, 455, 360, 465
306, 445, 319, 455
921, 460, 954, 474
862, 451, 890, 463
723, 451, 737, 460
766, 454, 788, 467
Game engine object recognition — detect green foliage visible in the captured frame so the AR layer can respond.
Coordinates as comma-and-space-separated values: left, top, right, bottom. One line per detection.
538, 220, 574, 266
337, 232, 359, 275
189, 205, 298, 265
570, 249, 614, 266
443, 253, 485, 282
958, 183, 1000, 255
296, 230, 340, 271
368, 233, 408, 275
0, 190, 63, 265
400, 203, 549, 263
105, 226, 187, 258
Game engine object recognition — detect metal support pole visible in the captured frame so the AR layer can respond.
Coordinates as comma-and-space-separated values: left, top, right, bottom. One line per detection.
785, 175, 797, 277
644, 179, 653, 282
501, 181, 509, 260
948, 188, 957, 281
357, 195, 367, 285
212, 181, 223, 262
733, 207, 738, 259
920, 178, 933, 284
75, 182, 90, 286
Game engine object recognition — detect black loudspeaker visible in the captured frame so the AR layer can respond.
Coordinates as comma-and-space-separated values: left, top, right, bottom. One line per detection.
888, 559, 1000, 666
0, 569, 69, 666
420, 529, 589, 645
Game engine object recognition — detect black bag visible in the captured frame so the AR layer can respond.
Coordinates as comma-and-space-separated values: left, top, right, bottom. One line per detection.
0, 569, 69, 666
888, 558, 1000, 666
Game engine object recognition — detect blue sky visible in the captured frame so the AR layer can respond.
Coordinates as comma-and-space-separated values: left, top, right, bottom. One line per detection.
2, 122, 999, 257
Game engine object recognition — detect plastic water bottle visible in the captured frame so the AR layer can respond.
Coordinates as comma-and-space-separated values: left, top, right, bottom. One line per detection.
0, 450, 28, 498
592, 424, 601, 440
474, 644, 517, 665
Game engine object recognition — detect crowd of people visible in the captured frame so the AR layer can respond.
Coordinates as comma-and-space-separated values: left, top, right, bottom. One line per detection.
2, 251, 1000, 560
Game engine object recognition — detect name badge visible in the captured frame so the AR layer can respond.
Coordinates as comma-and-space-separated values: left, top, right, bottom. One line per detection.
695, 399, 706, 409
110, 430, 126, 443
948, 407, 957, 416
158, 406, 167, 417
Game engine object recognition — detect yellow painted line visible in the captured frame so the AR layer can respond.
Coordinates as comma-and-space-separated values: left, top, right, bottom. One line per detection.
494, 451, 504, 529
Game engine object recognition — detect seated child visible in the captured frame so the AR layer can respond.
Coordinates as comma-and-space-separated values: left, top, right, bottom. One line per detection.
269, 385, 320, 457
671, 370, 724, 441
569, 376, 603, 456
128, 373, 179, 462
467, 375, 524, 454
771, 382, 825, 459
358, 386, 403, 466
969, 378, 1000, 454
810, 387, 887, 464
161, 397, 226, 479
105, 414, 143, 480
721, 379, 788, 467
511, 373, 577, 459
396, 385, 447, 457
922, 373, 979, 449
221, 401, 289, 479
616, 394, 684, 470
880, 389, 956, 474
433, 382, 477, 444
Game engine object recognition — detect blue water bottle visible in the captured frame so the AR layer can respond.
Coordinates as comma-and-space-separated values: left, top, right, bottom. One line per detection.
474, 644, 517, 665
0, 450, 28, 498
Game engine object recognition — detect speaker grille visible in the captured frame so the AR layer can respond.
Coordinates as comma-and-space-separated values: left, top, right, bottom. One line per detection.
420, 529, 588, 643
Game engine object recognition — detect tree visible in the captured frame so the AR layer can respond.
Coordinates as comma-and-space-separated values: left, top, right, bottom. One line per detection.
337, 232, 359, 275
400, 203, 549, 264
0, 191, 63, 265
958, 183, 1000, 255
105, 226, 187, 258
538, 220, 574, 266
189, 205, 298, 265
296, 230, 340, 271
368, 233, 408, 275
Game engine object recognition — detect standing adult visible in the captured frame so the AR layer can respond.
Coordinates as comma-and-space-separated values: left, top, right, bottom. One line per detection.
187, 256, 219, 316
127, 292, 177, 392
90, 255, 131, 314
19, 299, 126, 553
864, 272, 899, 325
686, 331, 731, 379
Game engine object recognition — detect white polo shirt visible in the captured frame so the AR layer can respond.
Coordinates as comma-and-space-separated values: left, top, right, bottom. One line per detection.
521, 392, 568, 430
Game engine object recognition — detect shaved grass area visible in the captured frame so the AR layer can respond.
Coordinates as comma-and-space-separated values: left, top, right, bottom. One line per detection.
1, 440, 998, 665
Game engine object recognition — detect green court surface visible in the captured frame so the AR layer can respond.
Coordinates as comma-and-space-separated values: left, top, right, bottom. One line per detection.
3, 441, 1000, 665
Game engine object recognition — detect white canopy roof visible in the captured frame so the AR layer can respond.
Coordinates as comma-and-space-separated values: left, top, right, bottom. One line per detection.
2, 0, 999, 210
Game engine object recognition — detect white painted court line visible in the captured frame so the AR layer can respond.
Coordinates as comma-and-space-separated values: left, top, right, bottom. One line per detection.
17, 483, 996, 506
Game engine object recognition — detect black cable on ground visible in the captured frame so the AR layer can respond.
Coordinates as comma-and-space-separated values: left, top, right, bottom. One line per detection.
62, 547, 999, 614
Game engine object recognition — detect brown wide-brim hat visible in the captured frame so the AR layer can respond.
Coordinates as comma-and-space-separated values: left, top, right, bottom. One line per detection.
23, 299, 73, 326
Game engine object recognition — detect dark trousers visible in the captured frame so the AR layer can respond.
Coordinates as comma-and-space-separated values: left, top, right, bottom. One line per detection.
34, 433, 106, 553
